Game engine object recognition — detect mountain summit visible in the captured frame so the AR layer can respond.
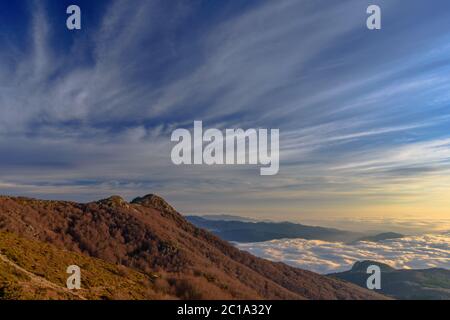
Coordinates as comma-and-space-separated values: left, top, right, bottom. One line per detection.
131, 194, 178, 216
0, 195, 385, 300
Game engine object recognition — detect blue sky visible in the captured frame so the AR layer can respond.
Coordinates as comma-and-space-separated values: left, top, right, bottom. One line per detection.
1, 0, 450, 225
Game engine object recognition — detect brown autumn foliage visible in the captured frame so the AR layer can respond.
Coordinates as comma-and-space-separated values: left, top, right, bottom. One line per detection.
0, 194, 387, 300
0, 231, 174, 300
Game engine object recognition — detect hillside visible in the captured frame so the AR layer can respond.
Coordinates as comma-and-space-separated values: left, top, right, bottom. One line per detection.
0, 231, 173, 300
330, 261, 450, 300
0, 195, 385, 300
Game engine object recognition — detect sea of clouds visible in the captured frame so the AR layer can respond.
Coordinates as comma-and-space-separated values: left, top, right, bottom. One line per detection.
236, 232, 450, 274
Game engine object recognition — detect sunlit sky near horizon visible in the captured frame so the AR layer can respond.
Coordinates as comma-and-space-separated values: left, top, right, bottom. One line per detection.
0, 0, 450, 229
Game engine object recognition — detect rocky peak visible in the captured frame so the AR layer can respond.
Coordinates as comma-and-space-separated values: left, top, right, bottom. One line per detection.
131, 194, 176, 214
96, 195, 128, 208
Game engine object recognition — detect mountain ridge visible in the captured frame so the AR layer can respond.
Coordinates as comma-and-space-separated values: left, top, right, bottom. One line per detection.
0, 195, 386, 300
352, 232, 405, 243
187, 215, 364, 243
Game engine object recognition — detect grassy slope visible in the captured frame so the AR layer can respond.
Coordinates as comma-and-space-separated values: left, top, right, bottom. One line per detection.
0, 231, 171, 300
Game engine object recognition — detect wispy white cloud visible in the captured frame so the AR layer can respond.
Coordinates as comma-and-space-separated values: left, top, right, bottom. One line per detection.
0, 0, 450, 221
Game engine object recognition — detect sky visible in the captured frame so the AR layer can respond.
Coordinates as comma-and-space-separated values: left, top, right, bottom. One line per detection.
0, 0, 450, 229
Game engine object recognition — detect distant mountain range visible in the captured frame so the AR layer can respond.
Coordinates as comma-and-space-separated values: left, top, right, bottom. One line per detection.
330, 260, 450, 300
0, 195, 384, 300
187, 216, 405, 243
352, 232, 405, 243
194, 214, 258, 222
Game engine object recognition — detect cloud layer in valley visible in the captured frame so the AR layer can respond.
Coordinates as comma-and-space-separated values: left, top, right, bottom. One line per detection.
236, 233, 450, 274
